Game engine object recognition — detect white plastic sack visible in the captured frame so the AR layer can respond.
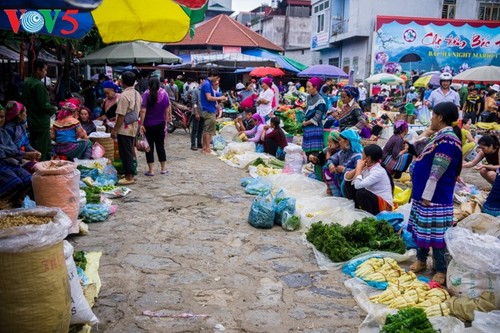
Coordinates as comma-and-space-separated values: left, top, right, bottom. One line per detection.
222, 152, 268, 169
79, 190, 87, 215
445, 226, 500, 275
218, 124, 238, 143
284, 153, 304, 174
223, 142, 256, 155
88, 132, 111, 138
418, 104, 431, 126
447, 259, 497, 299
0, 207, 71, 253
283, 143, 303, 154
269, 174, 327, 200
469, 310, 500, 333
63, 241, 99, 325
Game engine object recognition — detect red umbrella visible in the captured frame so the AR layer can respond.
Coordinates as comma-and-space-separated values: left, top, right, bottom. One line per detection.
249, 67, 285, 77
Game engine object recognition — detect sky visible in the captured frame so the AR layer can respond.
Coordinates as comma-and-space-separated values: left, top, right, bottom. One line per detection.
232, 0, 271, 14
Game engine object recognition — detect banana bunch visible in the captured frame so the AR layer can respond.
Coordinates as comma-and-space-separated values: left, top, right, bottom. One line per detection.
424, 302, 450, 317
256, 164, 281, 176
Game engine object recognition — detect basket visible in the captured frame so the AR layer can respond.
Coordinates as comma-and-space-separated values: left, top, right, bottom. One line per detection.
361, 139, 378, 147
89, 137, 114, 161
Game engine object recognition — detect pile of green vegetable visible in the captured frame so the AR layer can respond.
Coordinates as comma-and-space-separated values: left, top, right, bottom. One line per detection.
281, 116, 303, 136
82, 185, 115, 204
73, 250, 88, 271
381, 307, 436, 333
305, 217, 406, 262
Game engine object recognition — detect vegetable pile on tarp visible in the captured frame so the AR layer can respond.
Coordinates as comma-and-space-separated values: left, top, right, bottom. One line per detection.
274, 190, 296, 225
381, 307, 436, 333
306, 217, 406, 262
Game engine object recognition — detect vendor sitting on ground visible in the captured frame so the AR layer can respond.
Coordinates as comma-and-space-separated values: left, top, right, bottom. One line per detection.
323, 129, 363, 197
261, 116, 288, 160
459, 118, 475, 160
482, 168, 500, 217
79, 107, 96, 135
382, 120, 414, 179
235, 109, 255, 132
309, 130, 341, 181
0, 107, 39, 206
343, 144, 394, 215
51, 101, 92, 160
239, 113, 266, 145
463, 134, 499, 184
369, 114, 390, 140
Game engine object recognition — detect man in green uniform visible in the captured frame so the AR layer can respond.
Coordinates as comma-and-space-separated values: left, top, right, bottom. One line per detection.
22, 59, 57, 161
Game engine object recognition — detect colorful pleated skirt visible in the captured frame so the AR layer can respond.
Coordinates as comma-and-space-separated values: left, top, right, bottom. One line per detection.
407, 199, 454, 249
302, 126, 324, 153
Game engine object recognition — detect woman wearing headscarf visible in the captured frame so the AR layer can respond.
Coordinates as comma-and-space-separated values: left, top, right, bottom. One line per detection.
382, 120, 414, 178
139, 77, 171, 176
407, 102, 462, 285
239, 113, 266, 148
256, 77, 274, 119
99, 81, 121, 126
262, 116, 288, 160
302, 77, 327, 156
78, 107, 96, 135
343, 144, 394, 215
4, 101, 37, 153
333, 87, 367, 131
0, 107, 37, 206
51, 101, 92, 160
322, 129, 363, 196
308, 130, 341, 181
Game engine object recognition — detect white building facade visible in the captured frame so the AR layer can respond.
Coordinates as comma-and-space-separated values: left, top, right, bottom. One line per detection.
311, 0, 500, 81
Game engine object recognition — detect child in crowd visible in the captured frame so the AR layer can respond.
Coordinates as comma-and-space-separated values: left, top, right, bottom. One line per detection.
404, 98, 418, 124
369, 114, 391, 140
235, 109, 255, 132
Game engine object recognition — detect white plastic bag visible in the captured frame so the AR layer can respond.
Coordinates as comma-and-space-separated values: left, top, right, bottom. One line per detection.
470, 310, 500, 333
283, 143, 303, 154
0, 207, 71, 253
284, 153, 304, 174
223, 141, 256, 155
219, 124, 238, 143
418, 104, 431, 126
63, 241, 99, 325
445, 226, 500, 275
79, 190, 87, 215
447, 259, 497, 298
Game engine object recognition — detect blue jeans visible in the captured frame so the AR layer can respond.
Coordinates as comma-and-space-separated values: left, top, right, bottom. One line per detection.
417, 247, 446, 273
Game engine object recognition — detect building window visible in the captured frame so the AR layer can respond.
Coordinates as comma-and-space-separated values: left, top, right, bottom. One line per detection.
353, 56, 359, 72
329, 57, 339, 67
479, 2, 500, 21
343, 57, 350, 74
442, 0, 456, 19
317, 13, 325, 33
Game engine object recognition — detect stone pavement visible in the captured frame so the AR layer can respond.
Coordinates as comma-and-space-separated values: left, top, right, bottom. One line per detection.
72, 131, 365, 332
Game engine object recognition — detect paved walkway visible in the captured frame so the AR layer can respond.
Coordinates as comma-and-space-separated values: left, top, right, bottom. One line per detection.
72, 131, 364, 332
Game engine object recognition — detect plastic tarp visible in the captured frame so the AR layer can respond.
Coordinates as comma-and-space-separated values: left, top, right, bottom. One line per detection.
243, 48, 307, 73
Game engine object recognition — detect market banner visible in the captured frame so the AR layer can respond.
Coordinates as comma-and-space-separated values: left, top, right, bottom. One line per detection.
0, 8, 95, 39
372, 16, 500, 75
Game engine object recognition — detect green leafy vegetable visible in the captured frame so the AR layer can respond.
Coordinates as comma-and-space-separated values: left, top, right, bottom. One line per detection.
305, 217, 406, 262
283, 215, 301, 231
82, 186, 101, 204
251, 157, 267, 167
73, 250, 88, 271
381, 307, 436, 333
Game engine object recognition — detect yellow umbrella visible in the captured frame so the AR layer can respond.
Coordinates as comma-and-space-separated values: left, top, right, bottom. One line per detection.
92, 0, 207, 43
413, 74, 440, 88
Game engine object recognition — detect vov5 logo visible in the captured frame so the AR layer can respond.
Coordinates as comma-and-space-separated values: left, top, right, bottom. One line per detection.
4, 9, 79, 35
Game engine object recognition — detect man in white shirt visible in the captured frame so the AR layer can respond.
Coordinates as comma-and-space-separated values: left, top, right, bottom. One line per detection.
427, 73, 460, 109
358, 83, 367, 102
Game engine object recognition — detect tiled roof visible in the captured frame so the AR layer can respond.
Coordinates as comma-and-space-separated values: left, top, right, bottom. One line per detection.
166, 14, 284, 52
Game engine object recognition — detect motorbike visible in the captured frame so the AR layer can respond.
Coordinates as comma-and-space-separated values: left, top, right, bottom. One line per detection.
167, 101, 192, 133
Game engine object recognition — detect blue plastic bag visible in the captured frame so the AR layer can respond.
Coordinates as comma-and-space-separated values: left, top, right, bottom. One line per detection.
342, 257, 389, 290
376, 212, 404, 232
213, 135, 226, 151
94, 164, 118, 187
245, 178, 272, 195
241, 177, 255, 187
80, 203, 110, 223
79, 168, 99, 180
248, 193, 276, 229
256, 143, 264, 153
274, 190, 296, 225
22, 196, 36, 209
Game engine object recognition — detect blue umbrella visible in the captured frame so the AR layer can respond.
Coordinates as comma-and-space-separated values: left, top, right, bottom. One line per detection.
298, 64, 348, 78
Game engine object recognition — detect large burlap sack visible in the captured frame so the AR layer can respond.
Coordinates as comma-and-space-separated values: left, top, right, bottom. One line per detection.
0, 208, 72, 333
32, 160, 80, 234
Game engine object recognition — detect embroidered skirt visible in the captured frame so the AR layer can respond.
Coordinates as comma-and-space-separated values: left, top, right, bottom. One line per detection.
383, 153, 412, 174
302, 126, 324, 153
407, 199, 454, 249
54, 141, 92, 161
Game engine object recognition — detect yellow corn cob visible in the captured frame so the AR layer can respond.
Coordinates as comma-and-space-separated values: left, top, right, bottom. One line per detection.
425, 302, 450, 317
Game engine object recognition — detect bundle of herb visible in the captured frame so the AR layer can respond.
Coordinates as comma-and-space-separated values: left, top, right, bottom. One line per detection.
381, 307, 436, 333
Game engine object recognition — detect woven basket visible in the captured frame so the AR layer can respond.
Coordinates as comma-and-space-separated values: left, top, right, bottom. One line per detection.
361, 139, 378, 147
89, 137, 114, 160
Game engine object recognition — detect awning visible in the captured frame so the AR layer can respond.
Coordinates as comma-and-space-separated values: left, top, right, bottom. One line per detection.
191, 53, 275, 68
242, 48, 307, 73
0, 45, 26, 62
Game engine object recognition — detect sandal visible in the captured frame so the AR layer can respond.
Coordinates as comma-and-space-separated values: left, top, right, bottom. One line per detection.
160, 170, 169, 175
432, 272, 446, 285
409, 260, 427, 273
144, 171, 154, 177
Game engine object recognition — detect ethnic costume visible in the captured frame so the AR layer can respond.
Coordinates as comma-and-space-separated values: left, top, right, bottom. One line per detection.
302, 92, 326, 154
0, 128, 31, 199
51, 116, 92, 161
483, 169, 500, 217
408, 127, 462, 250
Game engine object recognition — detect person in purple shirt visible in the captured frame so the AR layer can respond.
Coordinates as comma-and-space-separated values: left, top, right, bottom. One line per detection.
200, 68, 227, 154
139, 77, 171, 176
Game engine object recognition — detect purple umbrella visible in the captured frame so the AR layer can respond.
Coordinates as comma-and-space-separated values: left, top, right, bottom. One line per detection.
297, 64, 349, 78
